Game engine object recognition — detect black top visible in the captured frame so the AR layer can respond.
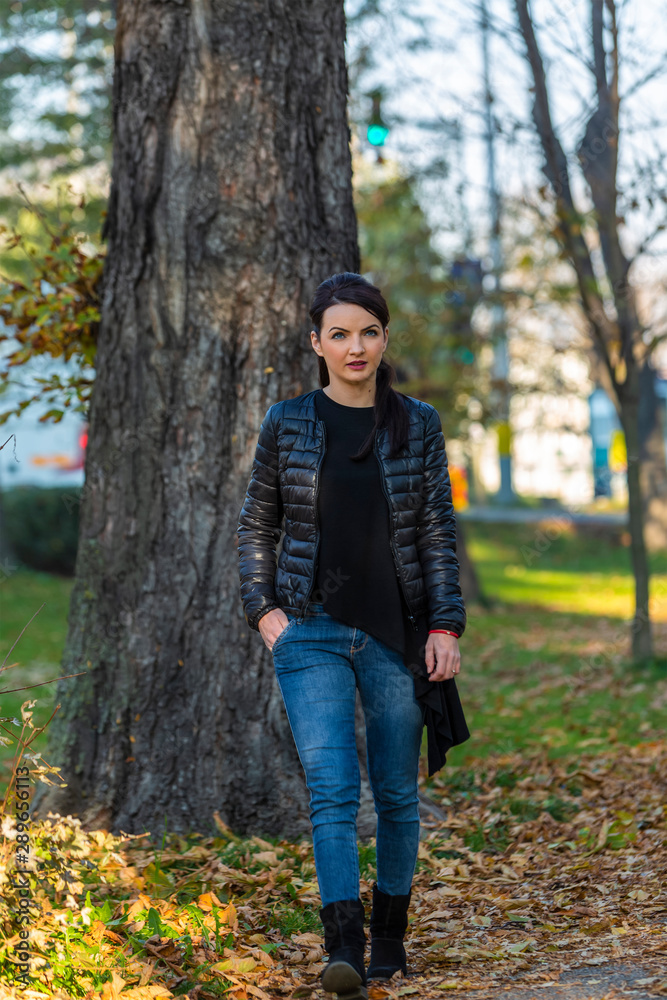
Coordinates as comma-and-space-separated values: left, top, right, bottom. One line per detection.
312, 388, 469, 775
313, 388, 405, 651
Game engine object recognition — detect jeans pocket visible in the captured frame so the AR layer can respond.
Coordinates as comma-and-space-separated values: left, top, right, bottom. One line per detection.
271, 615, 296, 652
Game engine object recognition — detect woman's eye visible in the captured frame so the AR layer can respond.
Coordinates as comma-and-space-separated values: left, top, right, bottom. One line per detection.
331, 330, 378, 338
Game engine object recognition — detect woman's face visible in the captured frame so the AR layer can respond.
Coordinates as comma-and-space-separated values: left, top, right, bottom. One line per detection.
310, 302, 388, 390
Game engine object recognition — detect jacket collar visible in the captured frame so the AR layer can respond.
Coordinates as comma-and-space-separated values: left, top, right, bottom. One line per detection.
282, 387, 390, 455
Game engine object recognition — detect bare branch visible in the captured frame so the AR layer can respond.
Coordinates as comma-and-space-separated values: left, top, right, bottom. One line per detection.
622, 54, 667, 101
513, 0, 617, 395
576, 1, 642, 373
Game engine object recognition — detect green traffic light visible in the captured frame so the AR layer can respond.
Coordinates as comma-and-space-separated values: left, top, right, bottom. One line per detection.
367, 123, 389, 147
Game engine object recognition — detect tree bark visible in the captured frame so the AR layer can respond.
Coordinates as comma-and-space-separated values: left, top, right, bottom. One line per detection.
622, 394, 653, 660
33, 0, 363, 837
456, 520, 482, 606
638, 359, 667, 551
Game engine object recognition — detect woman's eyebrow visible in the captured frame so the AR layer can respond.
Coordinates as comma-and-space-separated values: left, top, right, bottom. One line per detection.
327, 323, 380, 332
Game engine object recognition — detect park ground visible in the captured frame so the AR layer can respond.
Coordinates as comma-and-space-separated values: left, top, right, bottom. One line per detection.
0, 521, 666, 999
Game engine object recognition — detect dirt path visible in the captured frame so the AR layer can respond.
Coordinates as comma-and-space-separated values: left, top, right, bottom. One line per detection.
292, 956, 667, 1000
390, 960, 667, 999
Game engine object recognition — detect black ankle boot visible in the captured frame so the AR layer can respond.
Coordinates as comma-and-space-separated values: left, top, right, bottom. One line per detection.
366, 881, 411, 981
319, 896, 368, 999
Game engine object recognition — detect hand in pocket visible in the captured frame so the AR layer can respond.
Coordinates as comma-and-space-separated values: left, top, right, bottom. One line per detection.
258, 608, 291, 650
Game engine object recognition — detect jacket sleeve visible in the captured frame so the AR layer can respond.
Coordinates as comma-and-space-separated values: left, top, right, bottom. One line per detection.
237, 403, 284, 631
415, 404, 467, 638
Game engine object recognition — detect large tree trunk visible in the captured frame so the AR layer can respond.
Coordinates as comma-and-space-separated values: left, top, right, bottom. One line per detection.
32, 0, 364, 838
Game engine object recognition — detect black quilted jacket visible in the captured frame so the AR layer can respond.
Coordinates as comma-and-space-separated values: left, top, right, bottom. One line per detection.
237, 388, 466, 639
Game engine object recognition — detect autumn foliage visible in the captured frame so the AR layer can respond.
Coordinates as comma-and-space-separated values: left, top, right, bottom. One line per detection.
0, 193, 104, 426
0, 739, 666, 998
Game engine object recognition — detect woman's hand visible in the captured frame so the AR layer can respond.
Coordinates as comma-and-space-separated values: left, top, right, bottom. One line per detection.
258, 608, 291, 650
425, 633, 460, 681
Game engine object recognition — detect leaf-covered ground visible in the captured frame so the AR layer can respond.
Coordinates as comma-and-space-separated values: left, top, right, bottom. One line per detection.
2, 523, 667, 997
1, 738, 666, 999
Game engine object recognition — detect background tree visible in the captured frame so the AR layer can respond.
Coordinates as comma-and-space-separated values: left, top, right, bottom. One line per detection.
32, 0, 362, 838
0, 1, 112, 310
0, 0, 114, 221
513, 0, 667, 662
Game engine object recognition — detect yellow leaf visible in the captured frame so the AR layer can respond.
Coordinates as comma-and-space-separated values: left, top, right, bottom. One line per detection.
69, 944, 105, 971
221, 902, 238, 926
83, 918, 108, 944
123, 959, 156, 986
121, 988, 174, 999
252, 851, 280, 865
197, 890, 225, 911
291, 933, 322, 946
595, 819, 611, 850
101, 971, 127, 1000
246, 986, 273, 1000
251, 836, 277, 850
505, 940, 532, 953
211, 956, 258, 974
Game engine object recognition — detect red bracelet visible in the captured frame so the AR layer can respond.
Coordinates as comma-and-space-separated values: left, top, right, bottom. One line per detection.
429, 629, 459, 638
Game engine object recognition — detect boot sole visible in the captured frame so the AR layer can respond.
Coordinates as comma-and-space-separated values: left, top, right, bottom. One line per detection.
367, 965, 406, 981
321, 958, 368, 998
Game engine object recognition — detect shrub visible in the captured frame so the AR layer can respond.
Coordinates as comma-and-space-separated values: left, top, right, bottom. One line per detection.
1, 485, 80, 574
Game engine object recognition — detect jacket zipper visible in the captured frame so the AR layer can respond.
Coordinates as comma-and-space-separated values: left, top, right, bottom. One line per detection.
374, 434, 420, 632
299, 419, 327, 622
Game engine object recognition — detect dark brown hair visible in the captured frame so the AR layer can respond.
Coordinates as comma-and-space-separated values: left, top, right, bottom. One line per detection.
309, 272, 410, 460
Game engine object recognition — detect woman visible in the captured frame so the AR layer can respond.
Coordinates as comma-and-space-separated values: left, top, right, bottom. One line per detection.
237, 272, 469, 1000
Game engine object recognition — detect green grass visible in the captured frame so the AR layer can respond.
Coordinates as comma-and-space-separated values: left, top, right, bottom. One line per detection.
0, 568, 74, 786
266, 904, 321, 938
451, 521, 667, 766
467, 520, 667, 616
2, 523, 667, 793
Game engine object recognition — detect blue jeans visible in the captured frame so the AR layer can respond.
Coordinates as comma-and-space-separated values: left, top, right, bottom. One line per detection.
271, 600, 425, 907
